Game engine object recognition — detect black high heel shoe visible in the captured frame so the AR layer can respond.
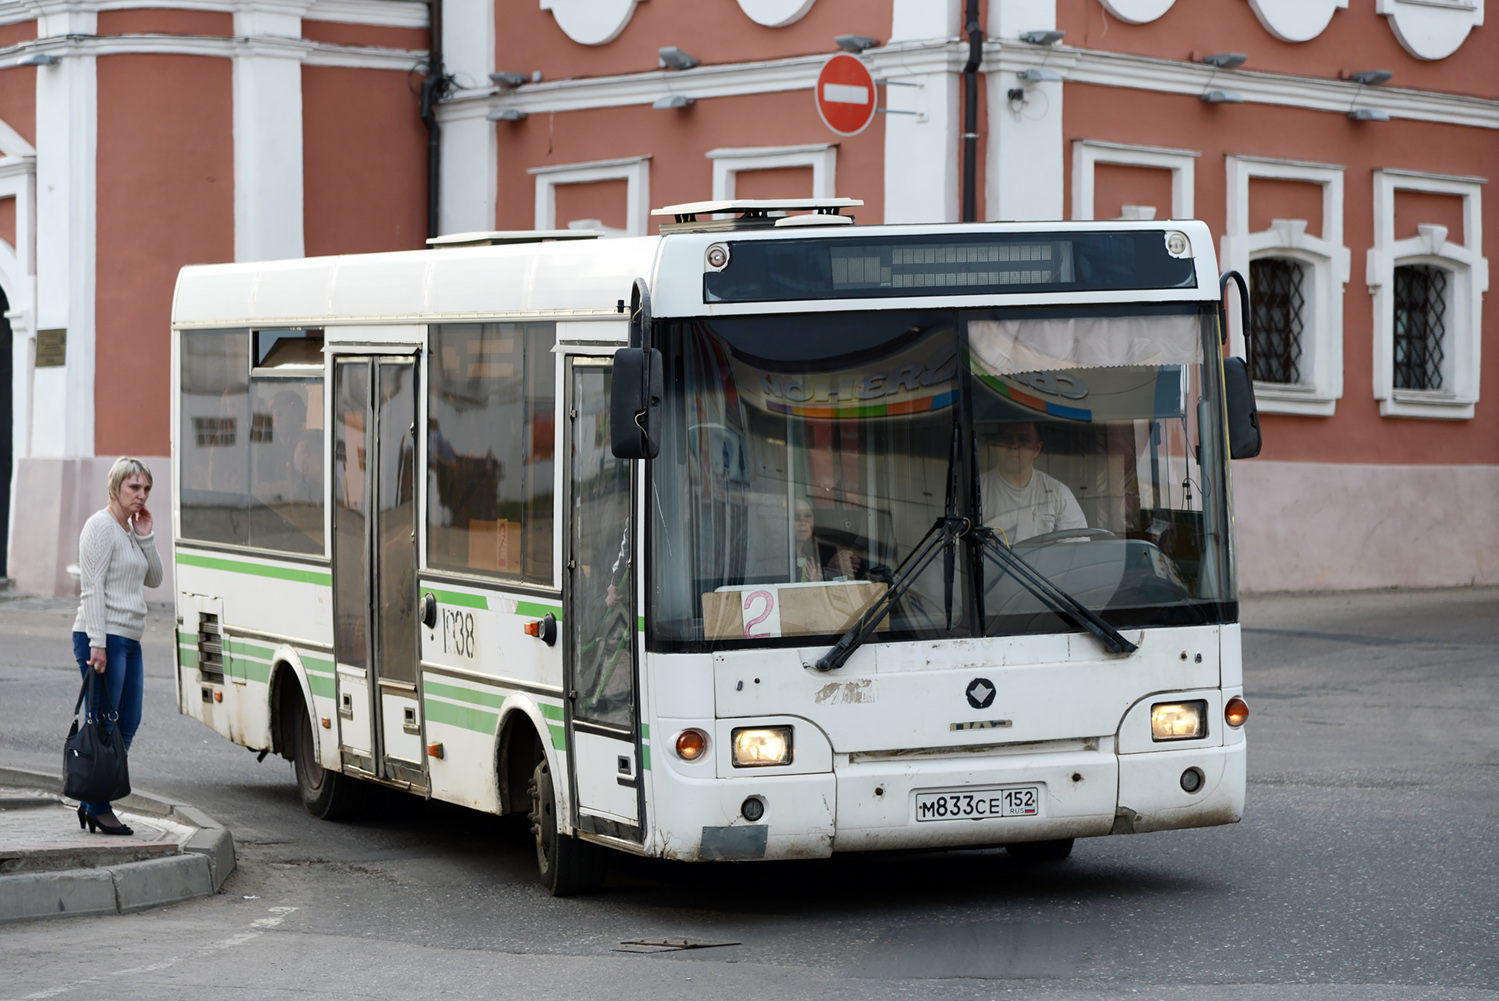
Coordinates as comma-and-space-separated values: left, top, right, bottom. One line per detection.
78, 806, 133, 836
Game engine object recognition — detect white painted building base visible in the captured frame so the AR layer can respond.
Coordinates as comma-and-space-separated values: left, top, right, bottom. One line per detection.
10, 456, 174, 598
1232, 460, 1499, 592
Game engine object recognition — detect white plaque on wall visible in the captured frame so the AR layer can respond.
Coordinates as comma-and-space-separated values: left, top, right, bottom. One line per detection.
539, 0, 648, 46
736, 0, 817, 27
1098, 0, 1177, 24
1247, 0, 1348, 42
1377, 0, 1483, 60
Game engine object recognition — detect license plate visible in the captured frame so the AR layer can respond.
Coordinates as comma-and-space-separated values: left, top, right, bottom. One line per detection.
914, 786, 1040, 822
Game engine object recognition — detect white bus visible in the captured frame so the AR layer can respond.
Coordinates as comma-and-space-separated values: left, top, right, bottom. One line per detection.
171, 201, 1258, 894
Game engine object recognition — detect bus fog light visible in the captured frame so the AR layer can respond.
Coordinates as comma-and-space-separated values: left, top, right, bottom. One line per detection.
1224, 696, 1249, 728
1180, 767, 1204, 793
675, 729, 708, 761
1151, 701, 1206, 741
731, 726, 792, 767
741, 796, 765, 821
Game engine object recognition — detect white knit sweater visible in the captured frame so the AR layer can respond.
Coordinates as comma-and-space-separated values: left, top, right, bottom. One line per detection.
72, 509, 164, 648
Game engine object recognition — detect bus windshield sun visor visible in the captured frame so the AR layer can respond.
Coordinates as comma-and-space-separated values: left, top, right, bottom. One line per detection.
704, 231, 1198, 303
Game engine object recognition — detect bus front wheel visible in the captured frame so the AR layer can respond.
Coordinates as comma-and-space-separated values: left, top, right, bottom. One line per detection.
528, 758, 606, 896
293, 703, 365, 820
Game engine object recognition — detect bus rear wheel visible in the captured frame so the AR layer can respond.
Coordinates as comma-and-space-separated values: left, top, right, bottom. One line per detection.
527, 757, 606, 896
292, 701, 365, 820
1006, 838, 1074, 862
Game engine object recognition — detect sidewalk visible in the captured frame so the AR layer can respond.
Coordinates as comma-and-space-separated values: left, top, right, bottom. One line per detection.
0, 765, 235, 923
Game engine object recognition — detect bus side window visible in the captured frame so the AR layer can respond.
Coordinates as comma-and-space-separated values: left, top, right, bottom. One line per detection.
426, 322, 557, 585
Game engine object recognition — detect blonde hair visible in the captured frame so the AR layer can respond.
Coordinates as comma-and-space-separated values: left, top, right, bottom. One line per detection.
107, 457, 154, 501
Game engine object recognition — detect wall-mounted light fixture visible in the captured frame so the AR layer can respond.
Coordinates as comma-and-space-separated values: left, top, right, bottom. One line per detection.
659, 47, 699, 70
1019, 29, 1065, 45
835, 34, 878, 53
487, 109, 527, 122
1201, 90, 1244, 103
1200, 52, 1248, 68
489, 71, 528, 88
1348, 108, 1390, 121
1015, 68, 1061, 83
1346, 69, 1393, 86
13, 52, 58, 67
653, 95, 695, 109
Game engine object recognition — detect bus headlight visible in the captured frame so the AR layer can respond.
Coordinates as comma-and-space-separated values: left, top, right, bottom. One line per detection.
1151, 701, 1207, 741
731, 726, 792, 767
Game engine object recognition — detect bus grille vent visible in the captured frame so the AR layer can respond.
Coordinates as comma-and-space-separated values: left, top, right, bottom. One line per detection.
197, 613, 225, 681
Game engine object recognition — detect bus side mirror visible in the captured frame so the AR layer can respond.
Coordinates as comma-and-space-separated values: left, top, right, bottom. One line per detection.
1223, 356, 1262, 459
611, 347, 662, 460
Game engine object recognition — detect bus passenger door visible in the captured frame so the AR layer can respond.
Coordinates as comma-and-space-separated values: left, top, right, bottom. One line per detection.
331, 355, 425, 792
565, 357, 643, 842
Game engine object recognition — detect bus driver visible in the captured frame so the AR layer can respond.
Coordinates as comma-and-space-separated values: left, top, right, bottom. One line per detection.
981, 422, 1087, 544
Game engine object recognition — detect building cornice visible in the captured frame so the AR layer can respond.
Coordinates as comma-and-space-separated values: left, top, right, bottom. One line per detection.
460, 39, 961, 117
462, 36, 1498, 131
4, 31, 423, 67
0, 0, 427, 29
997, 41, 1499, 131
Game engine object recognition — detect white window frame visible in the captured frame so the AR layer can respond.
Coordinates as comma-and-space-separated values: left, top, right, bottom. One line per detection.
1222, 156, 1350, 417
528, 156, 651, 237
1368, 169, 1488, 420
1070, 140, 1197, 221
705, 143, 837, 202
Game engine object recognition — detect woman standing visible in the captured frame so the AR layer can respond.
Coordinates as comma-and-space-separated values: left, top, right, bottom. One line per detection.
72, 457, 163, 835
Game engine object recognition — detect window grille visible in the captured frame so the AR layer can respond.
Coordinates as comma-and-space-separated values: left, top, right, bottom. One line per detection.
193, 416, 236, 447
1392, 265, 1447, 391
1249, 257, 1305, 385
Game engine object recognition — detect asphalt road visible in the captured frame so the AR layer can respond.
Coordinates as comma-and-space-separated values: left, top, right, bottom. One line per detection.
1, 588, 1496, 1000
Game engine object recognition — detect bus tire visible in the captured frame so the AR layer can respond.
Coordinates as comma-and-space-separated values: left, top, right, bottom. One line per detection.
293, 698, 366, 821
528, 757, 606, 896
1006, 838, 1074, 862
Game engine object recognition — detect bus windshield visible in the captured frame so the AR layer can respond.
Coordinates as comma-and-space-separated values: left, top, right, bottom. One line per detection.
649, 305, 1234, 653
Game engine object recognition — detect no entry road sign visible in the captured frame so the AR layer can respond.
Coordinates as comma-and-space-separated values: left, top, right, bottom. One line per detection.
815, 53, 877, 136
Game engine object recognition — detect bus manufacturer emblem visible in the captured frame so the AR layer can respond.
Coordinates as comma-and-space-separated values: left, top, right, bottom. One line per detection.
965, 678, 996, 709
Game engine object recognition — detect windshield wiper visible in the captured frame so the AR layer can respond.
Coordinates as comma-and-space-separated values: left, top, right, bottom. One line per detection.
815, 425, 967, 673
813, 514, 969, 672
972, 528, 1137, 655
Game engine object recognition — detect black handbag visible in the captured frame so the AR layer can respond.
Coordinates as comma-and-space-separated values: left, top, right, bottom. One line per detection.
62, 671, 131, 803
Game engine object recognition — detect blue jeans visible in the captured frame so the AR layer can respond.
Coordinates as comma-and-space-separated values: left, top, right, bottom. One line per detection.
72, 632, 143, 815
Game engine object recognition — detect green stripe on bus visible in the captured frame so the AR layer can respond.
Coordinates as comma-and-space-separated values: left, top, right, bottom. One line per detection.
307, 674, 335, 700
548, 723, 566, 749
537, 702, 564, 721
231, 656, 271, 685
176, 552, 332, 586
516, 601, 563, 621
227, 639, 275, 660
428, 589, 487, 610
424, 697, 498, 735
640, 722, 649, 738
424, 679, 506, 709
178, 646, 196, 669
641, 745, 651, 771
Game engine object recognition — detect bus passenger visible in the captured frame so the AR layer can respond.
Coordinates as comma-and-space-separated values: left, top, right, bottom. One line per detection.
981, 422, 1086, 544
794, 497, 861, 581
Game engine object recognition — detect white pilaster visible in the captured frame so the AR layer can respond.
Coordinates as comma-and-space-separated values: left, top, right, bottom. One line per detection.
882, 1, 961, 224
440, 0, 496, 233
233, 6, 309, 262
33, 10, 97, 458
986, 2, 1063, 221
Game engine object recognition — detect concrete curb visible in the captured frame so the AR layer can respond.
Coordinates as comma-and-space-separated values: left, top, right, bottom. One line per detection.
0, 765, 236, 924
